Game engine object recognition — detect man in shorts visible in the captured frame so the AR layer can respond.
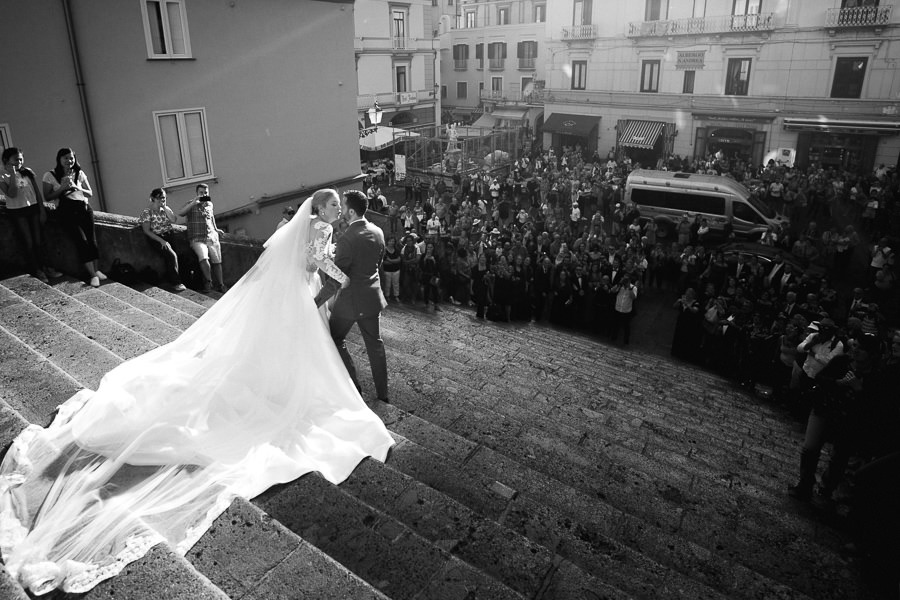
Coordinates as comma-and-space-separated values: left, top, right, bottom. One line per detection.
179, 183, 226, 292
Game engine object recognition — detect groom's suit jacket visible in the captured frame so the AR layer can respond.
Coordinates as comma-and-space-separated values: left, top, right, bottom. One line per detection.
314, 217, 387, 318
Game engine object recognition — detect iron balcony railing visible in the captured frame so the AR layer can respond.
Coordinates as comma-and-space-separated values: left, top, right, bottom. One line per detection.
392, 36, 413, 50
518, 57, 536, 70
489, 58, 505, 70
356, 89, 436, 110
454, 59, 467, 71
626, 12, 775, 37
825, 4, 893, 27
561, 23, 598, 40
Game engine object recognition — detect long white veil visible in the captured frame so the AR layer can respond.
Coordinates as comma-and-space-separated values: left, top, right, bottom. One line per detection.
0, 195, 394, 594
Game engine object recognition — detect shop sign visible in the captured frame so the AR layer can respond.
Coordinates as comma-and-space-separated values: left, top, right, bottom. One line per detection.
676, 51, 705, 70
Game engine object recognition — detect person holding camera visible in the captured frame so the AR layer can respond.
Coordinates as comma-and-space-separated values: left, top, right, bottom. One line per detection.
179, 183, 226, 293
42, 148, 104, 287
139, 188, 186, 291
1, 147, 60, 283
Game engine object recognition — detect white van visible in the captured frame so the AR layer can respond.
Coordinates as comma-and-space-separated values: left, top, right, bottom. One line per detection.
624, 169, 789, 240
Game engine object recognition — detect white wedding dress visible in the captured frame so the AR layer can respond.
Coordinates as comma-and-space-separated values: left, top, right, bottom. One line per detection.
0, 198, 394, 594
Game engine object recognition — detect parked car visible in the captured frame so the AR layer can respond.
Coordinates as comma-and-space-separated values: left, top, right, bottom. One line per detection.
716, 241, 826, 278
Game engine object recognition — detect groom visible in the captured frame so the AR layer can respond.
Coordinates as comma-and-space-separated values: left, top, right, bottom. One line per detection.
315, 190, 389, 403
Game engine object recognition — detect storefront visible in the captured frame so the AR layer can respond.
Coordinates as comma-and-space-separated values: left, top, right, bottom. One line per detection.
692, 112, 774, 167
783, 117, 900, 173
542, 112, 601, 154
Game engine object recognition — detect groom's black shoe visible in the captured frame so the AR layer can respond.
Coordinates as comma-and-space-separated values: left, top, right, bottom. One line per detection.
377, 397, 391, 404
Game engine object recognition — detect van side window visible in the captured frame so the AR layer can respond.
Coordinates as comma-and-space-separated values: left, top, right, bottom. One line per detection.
733, 201, 762, 224
631, 188, 725, 216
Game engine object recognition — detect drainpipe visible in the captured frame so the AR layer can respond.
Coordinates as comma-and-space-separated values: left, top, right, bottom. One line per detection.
61, 0, 107, 211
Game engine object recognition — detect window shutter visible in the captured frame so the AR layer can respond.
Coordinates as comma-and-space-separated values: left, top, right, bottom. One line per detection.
502, 43, 507, 59
464, 44, 469, 59
476, 43, 483, 59
517, 41, 524, 58
487, 43, 494, 59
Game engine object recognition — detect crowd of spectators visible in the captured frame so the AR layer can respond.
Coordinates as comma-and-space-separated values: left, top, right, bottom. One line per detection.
363, 142, 900, 587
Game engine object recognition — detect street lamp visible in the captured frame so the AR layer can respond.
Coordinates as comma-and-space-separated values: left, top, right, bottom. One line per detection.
360, 101, 384, 138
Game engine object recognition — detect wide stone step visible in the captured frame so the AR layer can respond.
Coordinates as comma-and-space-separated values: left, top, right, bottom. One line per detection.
383, 303, 799, 457
375, 405, 816, 600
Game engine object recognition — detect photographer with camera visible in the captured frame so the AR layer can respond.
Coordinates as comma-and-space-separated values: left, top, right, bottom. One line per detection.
179, 183, 226, 293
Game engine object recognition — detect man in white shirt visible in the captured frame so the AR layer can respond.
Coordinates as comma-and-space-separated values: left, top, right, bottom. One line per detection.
610, 275, 638, 345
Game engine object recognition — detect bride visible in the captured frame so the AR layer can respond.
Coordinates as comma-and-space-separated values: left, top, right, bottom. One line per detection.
0, 189, 395, 594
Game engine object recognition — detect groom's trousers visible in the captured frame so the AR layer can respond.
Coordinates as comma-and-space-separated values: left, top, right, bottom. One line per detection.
330, 314, 389, 400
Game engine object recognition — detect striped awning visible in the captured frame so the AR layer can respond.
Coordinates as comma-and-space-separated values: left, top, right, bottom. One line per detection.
618, 120, 665, 149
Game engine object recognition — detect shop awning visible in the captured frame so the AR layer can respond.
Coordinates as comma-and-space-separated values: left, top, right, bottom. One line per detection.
543, 113, 600, 137
782, 117, 900, 135
472, 113, 497, 128
491, 107, 529, 121
359, 126, 420, 151
618, 120, 665, 150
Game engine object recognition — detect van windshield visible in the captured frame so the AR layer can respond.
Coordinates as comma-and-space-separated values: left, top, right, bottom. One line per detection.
746, 192, 776, 219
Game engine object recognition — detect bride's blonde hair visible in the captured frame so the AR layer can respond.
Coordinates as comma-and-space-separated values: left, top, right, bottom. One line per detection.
310, 189, 339, 215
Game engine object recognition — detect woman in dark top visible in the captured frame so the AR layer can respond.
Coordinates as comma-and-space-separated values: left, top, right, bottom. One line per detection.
671, 287, 702, 361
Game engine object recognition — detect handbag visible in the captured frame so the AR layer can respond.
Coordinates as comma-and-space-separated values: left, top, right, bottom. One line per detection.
109, 258, 139, 286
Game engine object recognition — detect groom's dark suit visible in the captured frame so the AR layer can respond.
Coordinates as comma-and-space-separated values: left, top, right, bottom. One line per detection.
315, 217, 389, 401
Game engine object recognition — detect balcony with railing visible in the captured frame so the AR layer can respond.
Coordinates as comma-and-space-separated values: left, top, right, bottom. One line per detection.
454, 59, 468, 71
353, 37, 426, 52
356, 89, 436, 110
561, 24, 598, 40
518, 57, 536, 70
825, 4, 893, 29
392, 36, 414, 51
479, 88, 546, 104
489, 58, 505, 70
626, 12, 775, 37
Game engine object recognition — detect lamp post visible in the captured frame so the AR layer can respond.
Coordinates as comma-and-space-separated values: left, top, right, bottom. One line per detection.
360, 101, 384, 138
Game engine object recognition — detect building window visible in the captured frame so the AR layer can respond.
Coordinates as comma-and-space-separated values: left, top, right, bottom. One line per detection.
394, 64, 408, 93
693, 0, 706, 17
491, 76, 503, 97
479, 81, 484, 97
475, 43, 484, 69
574, 0, 592, 25
453, 44, 469, 70
535, 3, 546, 22
498, 6, 510, 25
488, 42, 507, 70
441, 85, 447, 99
465, 11, 476, 28
141, 0, 192, 59
457, 81, 467, 99
571, 60, 587, 90
0, 123, 11, 151
518, 40, 537, 69
725, 57, 751, 95
640, 59, 660, 92
645, 0, 668, 20
831, 57, 867, 98
153, 108, 212, 186
683, 70, 695, 93
732, 0, 760, 16
391, 8, 408, 49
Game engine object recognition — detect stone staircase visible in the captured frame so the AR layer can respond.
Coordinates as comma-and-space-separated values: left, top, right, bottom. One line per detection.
0, 274, 869, 600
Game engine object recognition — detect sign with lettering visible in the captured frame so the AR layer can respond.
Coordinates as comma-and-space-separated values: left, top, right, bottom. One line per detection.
676, 51, 705, 70
399, 91, 417, 105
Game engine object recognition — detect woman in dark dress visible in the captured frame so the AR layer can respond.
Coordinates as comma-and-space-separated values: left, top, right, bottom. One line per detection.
472, 253, 491, 319
510, 253, 530, 320
491, 255, 513, 321
550, 268, 575, 326
671, 287, 702, 361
